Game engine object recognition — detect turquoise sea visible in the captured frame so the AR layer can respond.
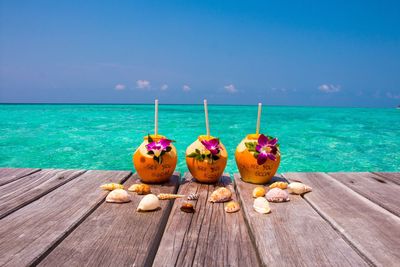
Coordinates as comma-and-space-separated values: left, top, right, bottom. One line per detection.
0, 104, 399, 173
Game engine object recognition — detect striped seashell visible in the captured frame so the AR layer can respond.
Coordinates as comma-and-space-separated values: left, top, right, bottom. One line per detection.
157, 193, 186, 200
269, 181, 288, 190
187, 193, 199, 200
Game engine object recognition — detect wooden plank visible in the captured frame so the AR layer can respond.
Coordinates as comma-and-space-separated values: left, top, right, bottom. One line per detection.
38, 172, 180, 267
327, 172, 400, 216
373, 172, 400, 185
284, 172, 400, 266
0, 169, 85, 219
0, 168, 41, 186
0, 169, 131, 267
153, 173, 260, 267
234, 173, 368, 267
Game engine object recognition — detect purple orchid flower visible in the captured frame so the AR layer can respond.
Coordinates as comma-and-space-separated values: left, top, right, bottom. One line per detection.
146, 138, 172, 157
201, 138, 221, 155
255, 134, 278, 165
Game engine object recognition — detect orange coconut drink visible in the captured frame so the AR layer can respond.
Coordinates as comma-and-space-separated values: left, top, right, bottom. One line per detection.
185, 100, 227, 183
133, 99, 177, 183
235, 103, 280, 184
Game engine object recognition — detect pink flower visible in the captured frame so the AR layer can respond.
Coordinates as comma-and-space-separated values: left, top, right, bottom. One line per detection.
201, 138, 221, 155
146, 138, 172, 157
255, 134, 278, 165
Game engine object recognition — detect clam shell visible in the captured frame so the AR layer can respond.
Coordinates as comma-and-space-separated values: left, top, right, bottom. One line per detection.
106, 189, 131, 203
252, 186, 266, 198
128, 184, 151, 195
225, 201, 240, 213
287, 182, 312, 195
137, 194, 160, 212
266, 188, 290, 203
269, 181, 288, 190
100, 183, 124, 191
209, 187, 232, 203
253, 197, 271, 214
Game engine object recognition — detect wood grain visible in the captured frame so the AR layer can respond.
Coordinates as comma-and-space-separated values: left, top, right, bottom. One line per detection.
373, 172, 400, 185
0, 167, 40, 186
327, 172, 400, 216
153, 173, 260, 267
38, 172, 180, 267
234, 173, 368, 267
0, 169, 85, 219
284, 172, 400, 266
0, 169, 131, 267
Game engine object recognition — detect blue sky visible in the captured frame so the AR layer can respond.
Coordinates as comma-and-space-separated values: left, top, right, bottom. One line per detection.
0, 0, 399, 107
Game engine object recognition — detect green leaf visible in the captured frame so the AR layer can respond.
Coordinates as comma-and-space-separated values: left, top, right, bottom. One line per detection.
187, 152, 198, 158
166, 146, 172, 152
148, 134, 154, 143
245, 142, 257, 152
195, 148, 201, 154
147, 151, 154, 155
212, 155, 219, 161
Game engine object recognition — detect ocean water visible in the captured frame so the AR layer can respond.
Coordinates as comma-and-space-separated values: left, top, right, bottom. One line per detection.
0, 104, 399, 173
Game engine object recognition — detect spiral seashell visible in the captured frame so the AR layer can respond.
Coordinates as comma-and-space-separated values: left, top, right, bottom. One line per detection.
253, 197, 271, 214
100, 183, 124, 191
287, 182, 312, 195
269, 181, 288, 190
266, 188, 290, 203
137, 194, 160, 212
106, 189, 131, 203
187, 193, 199, 200
157, 193, 185, 200
209, 187, 232, 203
225, 201, 240, 213
128, 183, 151, 195
252, 186, 266, 198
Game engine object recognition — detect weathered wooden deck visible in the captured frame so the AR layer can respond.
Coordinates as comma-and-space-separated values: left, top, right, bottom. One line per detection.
0, 168, 399, 266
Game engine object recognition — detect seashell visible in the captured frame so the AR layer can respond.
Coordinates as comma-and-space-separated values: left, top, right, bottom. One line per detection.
187, 193, 199, 200
100, 183, 124, 191
224, 201, 240, 213
106, 189, 131, 203
287, 182, 312, 195
253, 197, 271, 214
128, 183, 151, 195
252, 186, 266, 198
137, 194, 160, 212
269, 181, 288, 190
180, 202, 195, 213
209, 187, 232, 203
157, 193, 186, 200
266, 188, 290, 203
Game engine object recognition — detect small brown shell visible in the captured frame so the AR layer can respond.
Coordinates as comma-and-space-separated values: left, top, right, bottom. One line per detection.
157, 193, 185, 200
181, 202, 195, 213
269, 181, 288, 190
266, 188, 290, 203
128, 184, 151, 195
100, 183, 124, 191
252, 186, 266, 198
224, 201, 240, 213
209, 187, 232, 203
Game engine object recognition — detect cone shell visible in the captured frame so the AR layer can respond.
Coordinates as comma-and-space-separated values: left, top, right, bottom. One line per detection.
252, 186, 266, 198
157, 193, 185, 200
100, 183, 124, 191
209, 187, 232, 203
128, 184, 151, 195
288, 182, 312, 195
106, 189, 131, 203
253, 197, 271, 214
269, 181, 288, 190
137, 194, 160, 211
225, 201, 240, 213
266, 188, 290, 203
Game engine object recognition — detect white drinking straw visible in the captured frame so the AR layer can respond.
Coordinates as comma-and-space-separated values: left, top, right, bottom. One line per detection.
154, 99, 159, 136
256, 102, 262, 134
204, 99, 210, 137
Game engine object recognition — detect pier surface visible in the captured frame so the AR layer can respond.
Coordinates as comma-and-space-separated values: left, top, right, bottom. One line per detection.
0, 168, 399, 266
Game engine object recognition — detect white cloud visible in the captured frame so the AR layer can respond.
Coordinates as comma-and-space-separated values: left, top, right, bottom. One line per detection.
182, 84, 191, 92
160, 84, 168, 91
136, 80, 150, 89
318, 84, 341, 93
224, 84, 237, 93
114, 83, 126, 90
386, 92, 400, 99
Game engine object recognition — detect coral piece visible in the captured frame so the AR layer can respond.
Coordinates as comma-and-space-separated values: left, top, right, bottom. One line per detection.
225, 201, 240, 213
266, 188, 290, 203
157, 193, 185, 200
128, 183, 151, 195
106, 189, 131, 203
187, 193, 199, 200
269, 181, 288, 190
287, 182, 312, 195
137, 194, 160, 212
252, 186, 266, 198
100, 183, 124, 191
253, 197, 271, 214
208, 187, 232, 203
180, 202, 195, 213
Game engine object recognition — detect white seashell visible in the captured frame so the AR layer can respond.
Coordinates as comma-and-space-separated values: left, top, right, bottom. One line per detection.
106, 189, 131, 203
266, 188, 290, 203
137, 194, 160, 212
209, 187, 232, 203
253, 197, 271, 214
287, 182, 312, 195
